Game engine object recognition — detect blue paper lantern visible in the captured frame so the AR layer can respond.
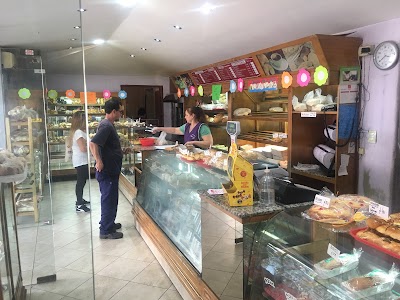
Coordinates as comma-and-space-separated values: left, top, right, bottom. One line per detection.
230, 80, 237, 93
184, 87, 189, 97
118, 90, 127, 99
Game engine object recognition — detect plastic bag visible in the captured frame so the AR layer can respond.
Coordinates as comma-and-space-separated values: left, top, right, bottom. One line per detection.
155, 131, 168, 146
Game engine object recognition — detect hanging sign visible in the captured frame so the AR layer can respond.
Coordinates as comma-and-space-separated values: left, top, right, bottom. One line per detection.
118, 90, 127, 99
48, 89, 58, 100
103, 90, 111, 99
190, 86, 196, 96
66, 89, 75, 98
237, 78, 244, 92
184, 87, 189, 97
248, 77, 278, 92
281, 72, 293, 88
297, 68, 311, 87
198, 85, 204, 96
177, 88, 182, 98
18, 88, 31, 99
230, 80, 237, 93
314, 65, 329, 86
212, 85, 222, 100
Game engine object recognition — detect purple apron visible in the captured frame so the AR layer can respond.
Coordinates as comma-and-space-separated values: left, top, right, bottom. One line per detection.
184, 123, 203, 144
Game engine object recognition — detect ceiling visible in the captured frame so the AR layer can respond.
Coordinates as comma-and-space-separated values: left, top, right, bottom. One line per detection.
1, 0, 400, 76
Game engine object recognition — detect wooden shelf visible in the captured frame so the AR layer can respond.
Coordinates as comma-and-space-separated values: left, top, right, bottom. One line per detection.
47, 128, 70, 131
48, 103, 104, 107
48, 113, 103, 116
291, 168, 335, 184
207, 123, 227, 128
292, 111, 337, 115
203, 109, 227, 113
239, 130, 288, 146
233, 113, 288, 122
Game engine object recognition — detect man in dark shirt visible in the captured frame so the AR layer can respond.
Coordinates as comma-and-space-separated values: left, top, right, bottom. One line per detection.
90, 98, 124, 239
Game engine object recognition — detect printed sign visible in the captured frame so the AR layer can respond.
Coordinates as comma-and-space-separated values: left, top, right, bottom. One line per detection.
301, 112, 317, 118
327, 243, 341, 261
248, 77, 278, 92
369, 202, 389, 219
314, 194, 331, 208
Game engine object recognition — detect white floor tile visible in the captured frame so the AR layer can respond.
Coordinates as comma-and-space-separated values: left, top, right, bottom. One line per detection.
159, 289, 184, 300
132, 262, 172, 289
110, 282, 167, 300
97, 257, 150, 281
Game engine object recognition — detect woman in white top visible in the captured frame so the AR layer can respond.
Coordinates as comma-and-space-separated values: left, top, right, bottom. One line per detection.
69, 111, 90, 212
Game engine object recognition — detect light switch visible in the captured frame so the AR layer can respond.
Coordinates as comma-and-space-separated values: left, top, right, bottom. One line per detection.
368, 130, 377, 144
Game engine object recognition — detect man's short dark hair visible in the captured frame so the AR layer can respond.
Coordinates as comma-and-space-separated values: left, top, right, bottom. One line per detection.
104, 98, 122, 114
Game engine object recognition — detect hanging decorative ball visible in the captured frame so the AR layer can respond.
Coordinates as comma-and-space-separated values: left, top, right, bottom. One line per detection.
190, 86, 196, 96
66, 89, 76, 98
18, 88, 31, 100
184, 87, 189, 97
238, 78, 244, 92
103, 90, 111, 99
230, 80, 237, 93
297, 69, 311, 87
177, 88, 182, 98
198, 85, 204, 96
48, 89, 58, 100
281, 72, 293, 88
314, 65, 329, 86
118, 90, 127, 99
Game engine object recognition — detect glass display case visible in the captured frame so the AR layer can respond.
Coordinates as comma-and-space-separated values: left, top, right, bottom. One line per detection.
136, 150, 228, 273
245, 207, 400, 300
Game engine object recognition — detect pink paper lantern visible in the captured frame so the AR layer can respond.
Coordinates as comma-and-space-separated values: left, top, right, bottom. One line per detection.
190, 86, 195, 96
103, 89, 111, 99
238, 78, 244, 92
297, 69, 311, 87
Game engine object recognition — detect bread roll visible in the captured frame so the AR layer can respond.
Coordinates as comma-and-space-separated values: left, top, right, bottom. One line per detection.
366, 216, 388, 229
376, 225, 391, 235
385, 225, 400, 241
347, 276, 381, 291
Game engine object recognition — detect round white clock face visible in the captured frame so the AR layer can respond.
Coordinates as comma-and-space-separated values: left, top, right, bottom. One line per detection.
373, 41, 399, 70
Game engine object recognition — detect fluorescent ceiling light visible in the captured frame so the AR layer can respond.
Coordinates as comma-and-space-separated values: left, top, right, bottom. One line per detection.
130, 54, 135, 57
200, 3, 216, 14
93, 39, 105, 45
154, 38, 161, 42
77, 8, 86, 12
117, 0, 138, 7
68, 47, 73, 49
173, 25, 182, 30
70, 38, 77, 41
141, 47, 147, 51
74, 26, 81, 29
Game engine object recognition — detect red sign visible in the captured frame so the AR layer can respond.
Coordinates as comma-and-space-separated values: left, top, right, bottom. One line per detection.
191, 58, 259, 84
25, 49, 34, 56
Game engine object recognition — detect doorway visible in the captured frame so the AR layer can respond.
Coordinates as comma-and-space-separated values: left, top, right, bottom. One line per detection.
121, 85, 164, 126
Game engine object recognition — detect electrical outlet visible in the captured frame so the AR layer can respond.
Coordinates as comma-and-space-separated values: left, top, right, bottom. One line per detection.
368, 130, 377, 143
348, 142, 355, 154
359, 147, 365, 155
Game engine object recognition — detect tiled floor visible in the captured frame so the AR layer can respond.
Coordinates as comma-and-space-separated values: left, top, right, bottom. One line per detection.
17, 179, 183, 300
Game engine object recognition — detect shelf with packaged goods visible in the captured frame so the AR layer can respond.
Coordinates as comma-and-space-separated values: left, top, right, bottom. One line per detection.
5, 117, 39, 222
290, 168, 336, 184
233, 113, 288, 122
292, 111, 337, 115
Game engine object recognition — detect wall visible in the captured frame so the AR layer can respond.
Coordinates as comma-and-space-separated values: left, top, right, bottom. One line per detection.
47, 74, 170, 97
350, 18, 400, 210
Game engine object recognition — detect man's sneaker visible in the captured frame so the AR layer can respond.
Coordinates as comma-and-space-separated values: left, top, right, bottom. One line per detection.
76, 204, 91, 212
100, 232, 123, 239
82, 199, 90, 205
114, 223, 122, 230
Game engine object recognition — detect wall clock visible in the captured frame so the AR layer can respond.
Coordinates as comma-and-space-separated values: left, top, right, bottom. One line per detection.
373, 41, 399, 70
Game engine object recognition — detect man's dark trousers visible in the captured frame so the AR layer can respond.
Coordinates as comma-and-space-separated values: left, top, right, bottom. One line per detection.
96, 171, 119, 235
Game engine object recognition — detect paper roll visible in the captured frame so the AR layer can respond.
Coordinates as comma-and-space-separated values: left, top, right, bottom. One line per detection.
313, 144, 335, 169
324, 125, 337, 141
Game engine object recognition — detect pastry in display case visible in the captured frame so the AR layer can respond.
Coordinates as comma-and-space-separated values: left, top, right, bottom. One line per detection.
245, 207, 400, 299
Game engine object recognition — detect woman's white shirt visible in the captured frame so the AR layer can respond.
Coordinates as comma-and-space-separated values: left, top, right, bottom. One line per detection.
72, 129, 89, 167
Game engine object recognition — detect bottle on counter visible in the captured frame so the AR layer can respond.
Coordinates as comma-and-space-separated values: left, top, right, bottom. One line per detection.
258, 169, 275, 205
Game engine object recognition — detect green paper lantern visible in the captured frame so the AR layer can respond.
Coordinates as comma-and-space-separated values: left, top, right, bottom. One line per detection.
48, 89, 58, 100
18, 88, 31, 100
314, 65, 329, 86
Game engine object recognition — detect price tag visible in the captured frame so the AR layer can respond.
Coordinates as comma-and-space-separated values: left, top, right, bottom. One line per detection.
284, 291, 297, 300
369, 202, 389, 219
167, 189, 172, 195
204, 150, 210, 156
314, 194, 331, 208
327, 243, 341, 261
207, 189, 224, 195
301, 112, 317, 118
216, 151, 223, 158
273, 133, 279, 139
263, 277, 275, 288
278, 133, 288, 139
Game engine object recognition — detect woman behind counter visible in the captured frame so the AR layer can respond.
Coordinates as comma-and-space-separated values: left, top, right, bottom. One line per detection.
152, 106, 213, 149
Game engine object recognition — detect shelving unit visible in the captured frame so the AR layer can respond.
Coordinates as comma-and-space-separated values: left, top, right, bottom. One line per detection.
5, 117, 39, 222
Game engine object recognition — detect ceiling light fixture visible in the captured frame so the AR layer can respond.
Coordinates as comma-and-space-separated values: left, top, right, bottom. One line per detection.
73, 26, 81, 29
154, 38, 161, 42
130, 54, 135, 57
173, 25, 182, 30
117, 0, 138, 7
68, 47, 73, 49
70, 38, 77, 41
141, 47, 147, 51
77, 8, 86, 12
200, 3, 216, 14
93, 39, 105, 45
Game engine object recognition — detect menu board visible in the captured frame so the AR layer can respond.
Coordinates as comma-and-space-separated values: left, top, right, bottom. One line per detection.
191, 58, 260, 85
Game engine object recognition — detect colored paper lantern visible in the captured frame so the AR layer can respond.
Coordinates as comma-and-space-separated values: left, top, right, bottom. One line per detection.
281, 72, 293, 89
184, 87, 189, 97
66, 89, 75, 98
118, 90, 127, 99
190, 86, 195, 96
230, 80, 237, 93
103, 90, 111, 99
198, 85, 204, 96
18, 88, 31, 100
297, 69, 311, 87
314, 65, 329, 86
48, 89, 58, 100
177, 88, 182, 98
238, 78, 244, 92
